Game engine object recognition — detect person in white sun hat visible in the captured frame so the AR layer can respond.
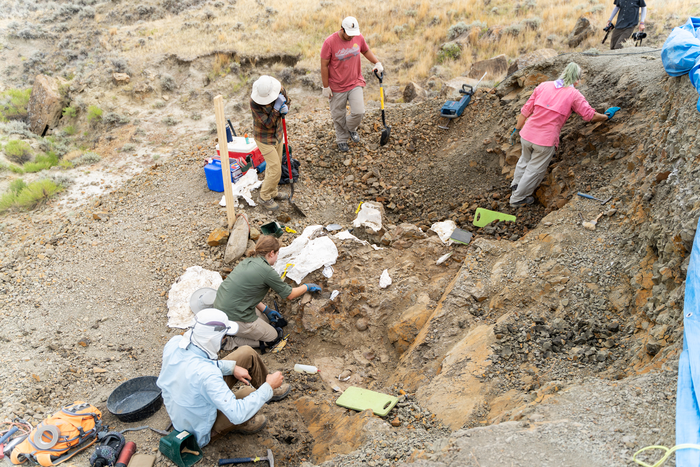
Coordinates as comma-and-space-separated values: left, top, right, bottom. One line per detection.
250, 75, 291, 211
157, 308, 290, 449
321, 16, 383, 152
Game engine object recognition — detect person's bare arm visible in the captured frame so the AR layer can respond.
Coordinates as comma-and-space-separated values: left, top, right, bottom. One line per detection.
362, 49, 378, 64
515, 114, 528, 130
590, 112, 609, 123
321, 59, 331, 88
287, 284, 309, 300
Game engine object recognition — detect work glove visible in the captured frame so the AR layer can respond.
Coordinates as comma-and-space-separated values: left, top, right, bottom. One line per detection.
322, 87, 333, 99
279, 104, 289, 116
305, 283, 322, 293
604, 107, 621, 120
509, 128, 519, 146
263, 306, 282, 322
372, 62, 384, 74
273, 94, 286, 111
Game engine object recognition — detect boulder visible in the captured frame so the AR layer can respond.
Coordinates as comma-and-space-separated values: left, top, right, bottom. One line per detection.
467, 54, 508, 80
27, 74, 67, 136
112, 73, 130, 84
403, 82, 426, 103
568, 17, 595, 48
506, 48, 558, 75
224, 214, 249, 263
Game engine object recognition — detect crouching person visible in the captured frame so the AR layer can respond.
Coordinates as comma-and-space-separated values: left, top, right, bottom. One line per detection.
157, 309, 291, 448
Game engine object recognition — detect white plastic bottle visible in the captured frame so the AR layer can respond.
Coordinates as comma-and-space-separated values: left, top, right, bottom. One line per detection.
294, 364, 318, 374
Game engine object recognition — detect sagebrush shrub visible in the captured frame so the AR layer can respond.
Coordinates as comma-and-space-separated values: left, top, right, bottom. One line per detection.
161, 73, 176, 91
4, 140, 31, 164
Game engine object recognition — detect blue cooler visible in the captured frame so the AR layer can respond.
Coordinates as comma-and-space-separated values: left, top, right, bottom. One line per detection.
204, 159, 243, 192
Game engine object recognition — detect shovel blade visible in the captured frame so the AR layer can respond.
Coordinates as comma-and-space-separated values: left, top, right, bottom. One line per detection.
380, 126, 391, 146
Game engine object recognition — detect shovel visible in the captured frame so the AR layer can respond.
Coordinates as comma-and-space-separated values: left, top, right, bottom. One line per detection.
281, 116, 306, 217
374, 70, 391, 146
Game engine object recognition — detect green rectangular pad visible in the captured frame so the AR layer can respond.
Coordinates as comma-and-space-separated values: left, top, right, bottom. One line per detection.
473, 207, 516, 227
335, 386, 399, 417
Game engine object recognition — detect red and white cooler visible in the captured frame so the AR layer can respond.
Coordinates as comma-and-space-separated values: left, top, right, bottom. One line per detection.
216, 137, 265, 171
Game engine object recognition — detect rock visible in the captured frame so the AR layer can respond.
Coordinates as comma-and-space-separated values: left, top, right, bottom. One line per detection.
27, 74, 67, 136
277, 212, 292, 223
384, 85, 403, 103
467, 54, 508, 80
403, 82, 426, 103
568, 17, 595, 48
391, 417, 401, 427
250, 226, 261, 241
112, 72, 130, 84
207, 227, 229, 246
92, 212, 109, 221
387, 294, 432, 354
355, 318, 368, 332
646, 342, 661, 356
506, 49, 558, 75
224, 214, 249, 263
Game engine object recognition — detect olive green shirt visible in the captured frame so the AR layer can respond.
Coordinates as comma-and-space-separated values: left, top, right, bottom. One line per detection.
213, 256, 293, 323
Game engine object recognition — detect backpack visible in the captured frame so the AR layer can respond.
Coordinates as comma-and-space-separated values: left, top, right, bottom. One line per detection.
279, 144, 300, 185
11, 401, 103, 466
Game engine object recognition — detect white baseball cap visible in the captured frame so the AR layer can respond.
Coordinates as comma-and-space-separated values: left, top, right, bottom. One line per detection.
341, 16, 361, 36
251, 75, 282, 105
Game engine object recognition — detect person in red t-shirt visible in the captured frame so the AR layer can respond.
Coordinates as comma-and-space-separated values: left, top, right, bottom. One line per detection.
321, 16, 382, 152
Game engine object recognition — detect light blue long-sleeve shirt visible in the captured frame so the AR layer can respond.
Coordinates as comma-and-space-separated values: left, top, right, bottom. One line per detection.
156, 336, 273, 448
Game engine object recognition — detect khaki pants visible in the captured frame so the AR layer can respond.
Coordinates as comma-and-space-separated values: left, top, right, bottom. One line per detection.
211, 346, 268, 436
510, 137, 556, 204
330, 86, 365, 143
228, 308, 279, 348
610, 26, 634, 50
258, 140, 283, 201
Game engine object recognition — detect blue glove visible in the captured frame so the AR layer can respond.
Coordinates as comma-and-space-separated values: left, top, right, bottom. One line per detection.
273, 94, 286, 111
305, 283, 321, 293
604, 107, 620, 120
279, 104, 289, 115
263, 306, 282, 322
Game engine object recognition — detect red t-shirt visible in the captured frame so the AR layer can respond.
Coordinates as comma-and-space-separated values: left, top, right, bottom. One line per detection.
321, 32, 369, 93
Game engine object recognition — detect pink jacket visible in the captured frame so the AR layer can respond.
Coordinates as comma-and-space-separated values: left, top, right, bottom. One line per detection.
519, 81, 597, 147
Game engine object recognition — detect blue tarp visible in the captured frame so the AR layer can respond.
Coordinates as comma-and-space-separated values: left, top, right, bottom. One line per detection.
662, 17, 700, 112
677, 217, 700, 466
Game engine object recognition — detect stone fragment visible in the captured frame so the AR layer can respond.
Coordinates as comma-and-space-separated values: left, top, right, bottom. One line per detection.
568, 17, 594, 48
277, 212, 292, 223
92, 212, 109, 221
112, 72, 130, 84
224, 214, 249, 263
646, 342, 661, 356
355, 318, 368, 331
403, 82, 426, 103
27, 74, 67, 135
207, 227, 229, 246
249, 226, 261, 241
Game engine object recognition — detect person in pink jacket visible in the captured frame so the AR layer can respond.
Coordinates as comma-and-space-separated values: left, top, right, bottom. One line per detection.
509, 62, 620, 207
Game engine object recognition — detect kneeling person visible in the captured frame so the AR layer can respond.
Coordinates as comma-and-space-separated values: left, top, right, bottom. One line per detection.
157, 309, 290, 448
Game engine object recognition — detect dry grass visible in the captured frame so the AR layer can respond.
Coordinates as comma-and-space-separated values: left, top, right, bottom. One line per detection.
123, 0, 699, 84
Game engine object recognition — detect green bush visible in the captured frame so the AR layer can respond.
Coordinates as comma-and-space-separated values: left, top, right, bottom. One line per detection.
87, 105, 103, 123
14, 179, 63, 210
437, 42, 462, 63
4, 140, 32, 164
162, 116, 178, 126
64, 125, 77, 135
23, 152, 59, 173
0, 88, 32, 122
9, 179, 27, 195
74, 152, 101, 166
62, 106, 78, 118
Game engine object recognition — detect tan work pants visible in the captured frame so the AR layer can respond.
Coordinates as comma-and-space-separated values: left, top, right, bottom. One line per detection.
258, 140, 283, 201
330, 86, 365, 143
211, 346, 268, 436
228, 308, 279, 348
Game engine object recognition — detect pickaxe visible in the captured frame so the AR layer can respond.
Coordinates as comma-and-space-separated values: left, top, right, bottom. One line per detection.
219, 449, 274, 467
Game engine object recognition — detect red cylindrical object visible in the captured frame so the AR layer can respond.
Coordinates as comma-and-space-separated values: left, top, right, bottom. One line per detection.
115, 441, 136, 467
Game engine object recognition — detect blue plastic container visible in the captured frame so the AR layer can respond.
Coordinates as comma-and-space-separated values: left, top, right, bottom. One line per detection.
257, 161, 266, 173
204, 160, 243, 192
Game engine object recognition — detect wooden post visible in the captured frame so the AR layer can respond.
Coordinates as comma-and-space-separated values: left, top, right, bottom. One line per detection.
213, 95, 236, 229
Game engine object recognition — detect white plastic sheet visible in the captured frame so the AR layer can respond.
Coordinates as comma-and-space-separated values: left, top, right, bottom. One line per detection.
219, 168, 263, 208
379, 269, 392, 289
273, 225, 339, 284
352, 202, 383, 232
430, 220, 457, 244
167, 266, 223, 328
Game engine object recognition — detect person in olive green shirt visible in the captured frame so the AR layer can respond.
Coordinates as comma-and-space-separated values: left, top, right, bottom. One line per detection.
213, 236, 321, 349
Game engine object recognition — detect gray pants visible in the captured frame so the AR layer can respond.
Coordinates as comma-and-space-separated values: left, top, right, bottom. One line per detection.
330, 86, 365, 143
510, 137, 556, 205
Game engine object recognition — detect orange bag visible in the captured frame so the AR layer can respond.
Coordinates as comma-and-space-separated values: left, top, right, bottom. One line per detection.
11, 401, 102, 466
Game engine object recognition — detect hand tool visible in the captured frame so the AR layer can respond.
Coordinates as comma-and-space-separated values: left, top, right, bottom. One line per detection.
219, 449, 274, 466
373, 70, 391, 146
583, 213, 604, 231
577, 192, 612, 204
281, 116, 306, 217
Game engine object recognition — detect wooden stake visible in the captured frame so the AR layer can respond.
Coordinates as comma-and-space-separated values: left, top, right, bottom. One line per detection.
213, 95, 236, 229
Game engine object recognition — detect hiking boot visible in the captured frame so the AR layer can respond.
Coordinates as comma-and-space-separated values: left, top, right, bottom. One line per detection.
337, 142, 349, 152
349, 131, 360, 143
510, 196, 535, 208
270, 383, 291, 402
259, 198, 279, 211
511, 184, 518, 192
274, 192, 289, 201
230, 414, 267, 435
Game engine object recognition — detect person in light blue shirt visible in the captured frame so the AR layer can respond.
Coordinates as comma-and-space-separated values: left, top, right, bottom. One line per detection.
157, 308, 290, 448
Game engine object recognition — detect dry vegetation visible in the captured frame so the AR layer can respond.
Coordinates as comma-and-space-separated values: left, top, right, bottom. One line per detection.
114, 0, 700, 83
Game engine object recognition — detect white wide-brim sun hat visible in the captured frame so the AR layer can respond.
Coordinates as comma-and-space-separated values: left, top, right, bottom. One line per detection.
251, 75, 282, 105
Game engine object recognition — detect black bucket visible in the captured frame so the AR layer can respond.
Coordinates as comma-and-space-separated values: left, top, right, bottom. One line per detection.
107, 376, 163, 423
